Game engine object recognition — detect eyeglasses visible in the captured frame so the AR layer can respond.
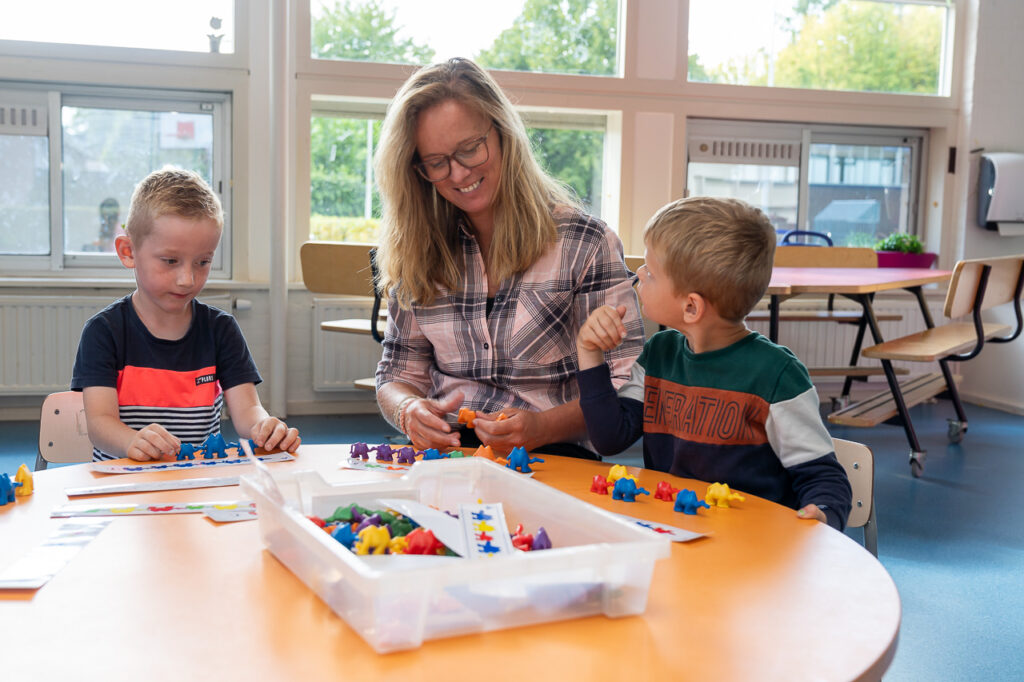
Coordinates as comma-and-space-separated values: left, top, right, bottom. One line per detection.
413, 126, 493, 182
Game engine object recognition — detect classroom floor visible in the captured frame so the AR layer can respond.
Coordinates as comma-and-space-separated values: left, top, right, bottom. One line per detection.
2, 399, 1022, 680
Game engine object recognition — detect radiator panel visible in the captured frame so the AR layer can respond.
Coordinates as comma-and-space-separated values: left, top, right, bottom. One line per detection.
312, 297, 383, 391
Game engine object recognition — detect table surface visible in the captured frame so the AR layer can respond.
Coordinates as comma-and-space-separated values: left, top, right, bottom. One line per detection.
769, 266, 952, 296
0, 446, 900, 681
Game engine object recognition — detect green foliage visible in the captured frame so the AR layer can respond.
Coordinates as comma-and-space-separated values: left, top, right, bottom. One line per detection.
874, 233, 924, 253
475, 0, 618, 76
311, 0, 434, 63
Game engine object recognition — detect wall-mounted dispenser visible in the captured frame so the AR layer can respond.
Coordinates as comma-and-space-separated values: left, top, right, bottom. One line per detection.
978, 152, 1024, 235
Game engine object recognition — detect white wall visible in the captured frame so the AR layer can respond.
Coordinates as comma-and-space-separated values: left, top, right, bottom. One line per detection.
955, 0, 1024, 412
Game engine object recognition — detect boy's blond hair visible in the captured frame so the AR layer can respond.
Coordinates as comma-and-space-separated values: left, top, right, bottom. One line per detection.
124, 167, 223, 245
643, 196, 776, 322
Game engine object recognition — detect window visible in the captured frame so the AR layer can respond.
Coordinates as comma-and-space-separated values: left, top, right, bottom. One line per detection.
309, 105, 609, 243
310, 0, 621, 76
0, 1, 235, 54
687, 120, 923, 246
0, 85, 231, 275
688, 0, 953, 96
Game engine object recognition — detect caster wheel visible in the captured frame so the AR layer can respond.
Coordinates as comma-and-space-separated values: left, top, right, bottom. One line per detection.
947, 419, 966, 444
909, 451, 926, 478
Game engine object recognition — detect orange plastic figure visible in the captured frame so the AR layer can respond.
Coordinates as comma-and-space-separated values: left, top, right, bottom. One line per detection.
457, 407, 477, 428
472, 445, 495, 460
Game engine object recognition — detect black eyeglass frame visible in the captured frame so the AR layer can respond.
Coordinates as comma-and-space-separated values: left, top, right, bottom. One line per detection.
412, 125, 494, 182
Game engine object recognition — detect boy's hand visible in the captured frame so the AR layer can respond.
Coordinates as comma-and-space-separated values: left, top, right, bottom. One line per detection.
403, 391, 463, 451
126, 424, 181, 461
252, 417, 301, 453
576, 304, 628, 370
797, 503, 828, 524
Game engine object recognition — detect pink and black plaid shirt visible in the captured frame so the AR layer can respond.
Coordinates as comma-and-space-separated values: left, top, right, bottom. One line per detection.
376, 210, 644, 433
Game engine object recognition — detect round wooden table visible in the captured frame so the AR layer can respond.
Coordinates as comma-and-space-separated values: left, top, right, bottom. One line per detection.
0, 444, 899, 681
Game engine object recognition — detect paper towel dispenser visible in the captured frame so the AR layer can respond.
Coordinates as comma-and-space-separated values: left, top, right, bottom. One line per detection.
978, 152, 1024, 230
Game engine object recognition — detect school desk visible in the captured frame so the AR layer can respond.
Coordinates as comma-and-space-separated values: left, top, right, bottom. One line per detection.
0, 446, 900, 681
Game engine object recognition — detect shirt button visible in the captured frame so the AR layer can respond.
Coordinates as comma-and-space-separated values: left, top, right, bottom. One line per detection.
483, 343, 490, 350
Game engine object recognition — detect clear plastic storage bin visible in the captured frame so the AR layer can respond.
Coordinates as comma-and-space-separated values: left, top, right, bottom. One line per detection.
241, 457, 671, 653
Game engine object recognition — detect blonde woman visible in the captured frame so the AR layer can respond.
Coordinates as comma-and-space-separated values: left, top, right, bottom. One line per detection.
374, 58, 642, 458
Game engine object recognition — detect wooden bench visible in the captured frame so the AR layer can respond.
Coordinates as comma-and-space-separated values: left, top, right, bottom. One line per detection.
832, 254, 1024, 477
746, 309, 903, 323
300, 241, 382, 391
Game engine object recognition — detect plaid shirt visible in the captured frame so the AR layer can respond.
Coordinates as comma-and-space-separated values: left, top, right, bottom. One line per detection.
377, 210, 644, 432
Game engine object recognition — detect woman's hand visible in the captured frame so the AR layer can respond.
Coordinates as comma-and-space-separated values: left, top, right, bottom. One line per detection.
473, 408, 548, 454
403, 391, 463, 451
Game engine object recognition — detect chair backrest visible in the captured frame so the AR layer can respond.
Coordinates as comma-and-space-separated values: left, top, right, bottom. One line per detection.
299, 241, 376, 297
780, 229, 833, 246
832, 437, 874, 530
944, 254, 1024, 319
37, 391, 93, 469
774, 246, 878, 268
624, 255, 644, 277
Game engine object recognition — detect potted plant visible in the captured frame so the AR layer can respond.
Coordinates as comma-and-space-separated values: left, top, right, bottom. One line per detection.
874, 233, 937, 268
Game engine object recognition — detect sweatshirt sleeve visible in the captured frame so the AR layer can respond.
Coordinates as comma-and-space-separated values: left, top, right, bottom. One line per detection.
577, 362, 644, 456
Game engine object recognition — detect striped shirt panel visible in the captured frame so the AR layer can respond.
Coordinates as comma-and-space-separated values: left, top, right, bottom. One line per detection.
377, 210, 644, 429
92, 393, 224, 461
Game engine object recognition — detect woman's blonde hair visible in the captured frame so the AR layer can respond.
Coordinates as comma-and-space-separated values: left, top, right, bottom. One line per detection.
374, 58, 576, 307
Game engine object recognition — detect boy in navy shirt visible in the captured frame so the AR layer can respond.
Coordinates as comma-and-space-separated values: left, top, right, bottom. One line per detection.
576, 197, 850, 529
72, 168, 299, 461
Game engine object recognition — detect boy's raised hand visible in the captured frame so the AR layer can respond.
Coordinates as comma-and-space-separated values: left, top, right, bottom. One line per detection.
576, 304, 628, 370
127, 423, 181, 461
252, 417, 301, 453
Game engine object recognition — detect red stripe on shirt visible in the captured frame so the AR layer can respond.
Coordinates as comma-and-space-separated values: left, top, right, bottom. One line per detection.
116, 365, 222, 408
642, 376, 769, 446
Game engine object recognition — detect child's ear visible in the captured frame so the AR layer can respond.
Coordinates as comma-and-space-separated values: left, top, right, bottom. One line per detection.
681, 292, 707, 323
114, 234, 136, 268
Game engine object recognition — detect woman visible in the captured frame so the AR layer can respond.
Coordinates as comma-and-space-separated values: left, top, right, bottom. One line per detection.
374, 58, 642, 457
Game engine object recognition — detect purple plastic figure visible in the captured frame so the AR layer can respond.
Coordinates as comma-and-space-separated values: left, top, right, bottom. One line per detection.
373, 444, 395, 462
350, 442, 370, 460
176, 443, 196, 461
505, 446, 544, 473
395, 446, 417, 465
355, 513, 383, 532
673, 489, 710, 515
612, 477, 650, 502
532, 527, 552, 550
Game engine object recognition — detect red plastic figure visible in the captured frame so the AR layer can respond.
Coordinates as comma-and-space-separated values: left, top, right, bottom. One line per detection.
654, 481, 680, 501
404, 527, 446, 555
511, 523, 534, 551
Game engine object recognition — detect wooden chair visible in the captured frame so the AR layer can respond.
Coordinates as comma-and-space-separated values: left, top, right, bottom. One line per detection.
36, 391, 93, 471
300, 241, 383, 391
835, 254, 1024, 477
833, 437, 878, 557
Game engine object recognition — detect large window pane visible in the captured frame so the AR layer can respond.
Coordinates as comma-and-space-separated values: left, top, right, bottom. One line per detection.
0, 135, 49, 255
687, 162, 799, 234
310, 115, 382, 242
688, 0, 950, 95
808, 142, 914, 246
62, 107, 214, 255
1, 1, 234, 54
311, 0, 620, 76
528, 127, 604, 216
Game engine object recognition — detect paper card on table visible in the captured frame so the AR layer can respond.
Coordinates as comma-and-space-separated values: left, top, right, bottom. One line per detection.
0, 518, 111, 590
340, 459, 413, 474
51, 500, 256, 518
459, 503, 514, 558
375, 497, 465, 556
91, 452, 293, 474
202, 506, 259, 522
614, 513, 705, 542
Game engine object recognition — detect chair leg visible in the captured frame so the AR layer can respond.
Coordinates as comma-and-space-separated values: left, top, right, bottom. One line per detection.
864, 503, 878, 557
34, 453, 48, 472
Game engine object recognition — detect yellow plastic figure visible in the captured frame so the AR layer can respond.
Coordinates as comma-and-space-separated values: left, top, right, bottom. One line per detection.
388, 535, 409, 555
14, 464, 33, 496
354, 525, 391, 555
607, 464, 631, 485
705, 482, 746, 508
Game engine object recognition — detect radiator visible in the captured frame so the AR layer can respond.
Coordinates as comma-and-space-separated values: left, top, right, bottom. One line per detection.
745, 297, 945, 380
312, 297, 383, 391
0, 294, 231, 395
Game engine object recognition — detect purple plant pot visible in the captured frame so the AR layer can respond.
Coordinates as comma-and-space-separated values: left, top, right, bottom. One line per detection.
876, 251, 937, 269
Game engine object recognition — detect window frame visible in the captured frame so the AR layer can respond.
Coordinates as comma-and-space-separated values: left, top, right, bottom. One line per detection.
0, 83, 233, 278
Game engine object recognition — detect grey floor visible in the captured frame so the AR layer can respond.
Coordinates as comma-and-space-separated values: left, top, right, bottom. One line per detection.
3, 399, 1022, 680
